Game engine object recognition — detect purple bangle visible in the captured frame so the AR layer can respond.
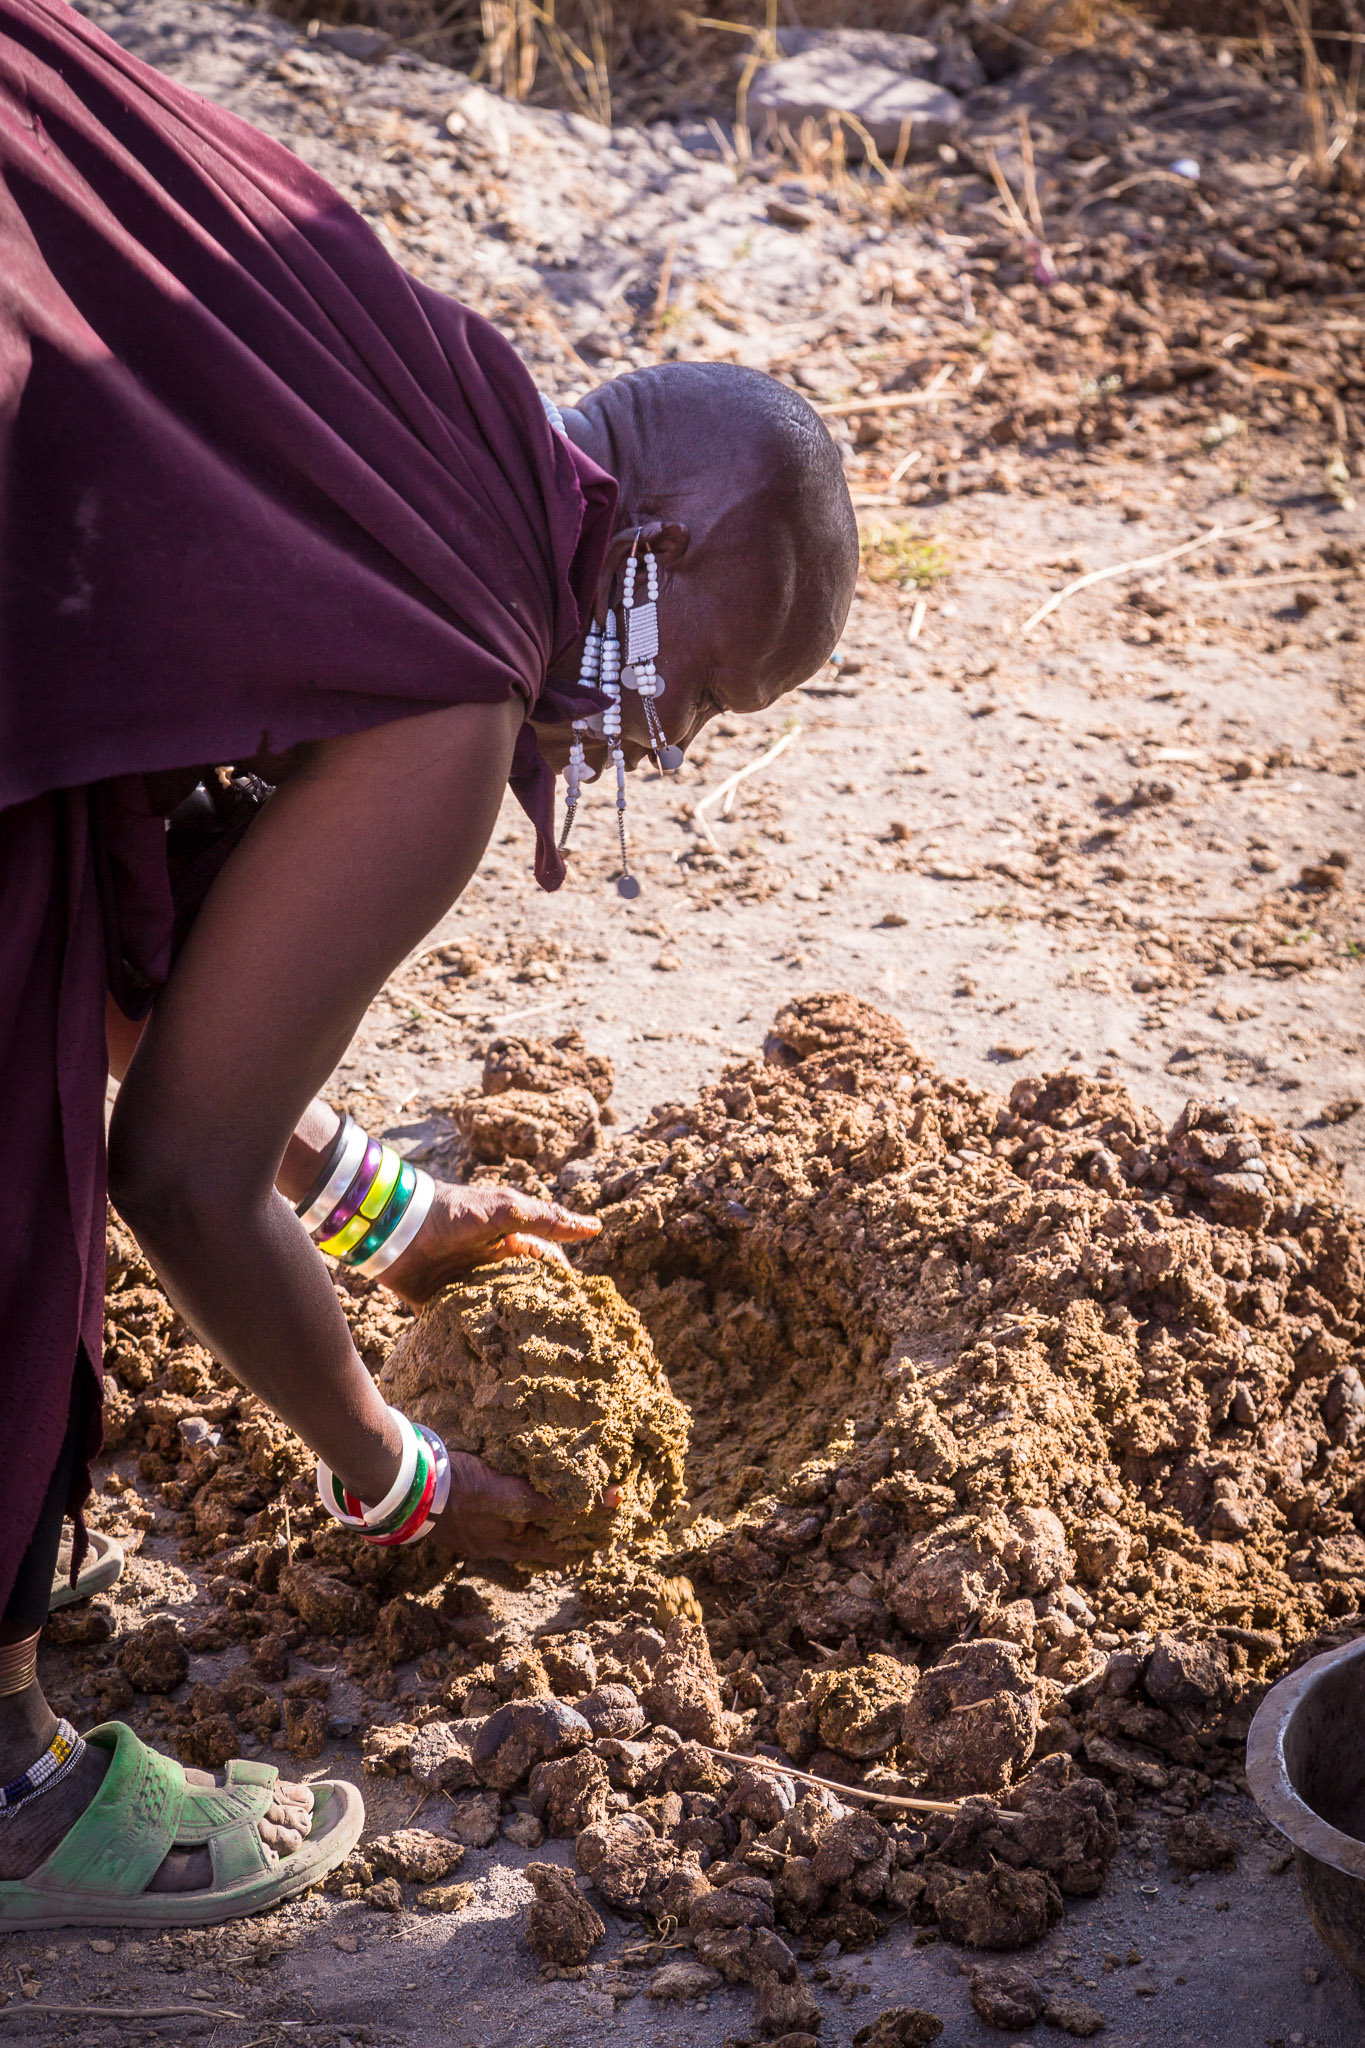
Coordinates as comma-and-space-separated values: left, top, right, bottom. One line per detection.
312, 1138, 382, 1242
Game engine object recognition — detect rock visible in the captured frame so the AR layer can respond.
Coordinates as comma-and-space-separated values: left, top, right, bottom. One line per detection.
369, 1830, 467, 1884
756, 1972, 823, 2037
448, 1791, 501, 1848
1142, 1634, 1231, 1719
472, 1699, 592, 1791
933, 1756, 1119, 1897
748, 48, 961, 159
640, 1616, 725, 1744
1043, 1998, 1106, 2036
362, 1876, 404, 1912
417, 1880, 475, 1913
408, 1718, 480, 1792
576, 1683, 646, 1740
902, 1640, 1040, 1795
574, 1813, 697, 1918
502, 1809, 545, 1849
809, 1811, 893, 1904
647, 1958, 724, 2001
378, 1259, 688, 1550
529, 1751, 612, 1836
691, 1876, 776, 1933
312, 23, 392, 61
539, 1636, 598, 1697
726, 1763, 796, 1830
776, 26, 937, 70
804, 1655, 916, 1759
1164, 1814, 1238, 1872
924, 1863, 1063, 1950
278, 1563, 377, 1637
852, 2011, 944, 2048
452, 1085, 601, 1176
693, 1924, 800, 1987
886, 1531, 1010, 1641
281, 1696, 328, 1760
118, 1622, 189, 1695
524, 1862, 604, 1965
970, 1965, 1045, 2028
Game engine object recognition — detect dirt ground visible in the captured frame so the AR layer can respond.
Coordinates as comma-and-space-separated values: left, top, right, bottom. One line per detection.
7, 2, 1363, 2042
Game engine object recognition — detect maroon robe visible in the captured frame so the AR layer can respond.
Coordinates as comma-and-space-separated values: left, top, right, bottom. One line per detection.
0, 0, 616, 1608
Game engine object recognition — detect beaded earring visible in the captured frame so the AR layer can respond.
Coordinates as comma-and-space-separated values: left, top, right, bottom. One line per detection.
559, 533, 681, 898
621, 537, 684, 775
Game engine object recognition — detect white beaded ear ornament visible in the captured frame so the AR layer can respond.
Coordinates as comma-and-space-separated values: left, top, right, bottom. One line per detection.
558, 530, 683, 900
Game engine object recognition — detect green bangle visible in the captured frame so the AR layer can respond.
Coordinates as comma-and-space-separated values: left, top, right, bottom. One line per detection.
343, 1160, 416, 1269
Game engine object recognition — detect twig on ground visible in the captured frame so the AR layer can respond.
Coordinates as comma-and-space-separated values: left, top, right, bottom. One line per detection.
405, 1786, 432, 1826
816, 364, 953, 420
1188, 566, 1360, 591
693, 1742, 963, 1815
0, 2005, 246, 2022
1018, 515, 1279, 636
695, 725, 802, 827
908, 597, 928, 642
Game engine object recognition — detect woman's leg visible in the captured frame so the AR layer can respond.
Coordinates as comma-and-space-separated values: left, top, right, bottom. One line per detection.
0, 1367, 313, 1890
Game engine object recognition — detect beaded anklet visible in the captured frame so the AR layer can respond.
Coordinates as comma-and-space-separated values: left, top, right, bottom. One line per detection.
295, 1117, 434, 1281
0, 1721, 86, 1818
315, 1408, 451, 1549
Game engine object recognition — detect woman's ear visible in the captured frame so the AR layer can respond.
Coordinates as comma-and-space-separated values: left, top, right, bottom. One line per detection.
648, 520, 690, 569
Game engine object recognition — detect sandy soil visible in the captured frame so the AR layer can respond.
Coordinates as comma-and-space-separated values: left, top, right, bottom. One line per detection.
9, 3, 1363, 2042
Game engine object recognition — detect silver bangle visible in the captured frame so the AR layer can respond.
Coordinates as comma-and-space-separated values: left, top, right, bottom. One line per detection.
350, 1169, 436, 1280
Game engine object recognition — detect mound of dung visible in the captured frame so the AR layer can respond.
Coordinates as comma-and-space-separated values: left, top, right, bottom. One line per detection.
378, 1259, 689, 1550
565, 991, 1365, 1797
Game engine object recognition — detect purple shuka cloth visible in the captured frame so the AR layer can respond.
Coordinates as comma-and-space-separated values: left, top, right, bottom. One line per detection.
0, 0, 616, 1607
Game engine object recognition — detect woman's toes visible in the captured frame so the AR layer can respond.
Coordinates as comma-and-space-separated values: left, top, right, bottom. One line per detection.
258, 1817, 304, 1856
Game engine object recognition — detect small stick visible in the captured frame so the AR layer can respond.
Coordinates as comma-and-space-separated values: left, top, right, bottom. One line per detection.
1019, 514, 1278, 637
816, 364, 953, 421
1188, 565, 1359, 592
1, 2004, 247, 2022
907, 597, 928, 643
406, 1785, 432, 1827
693, 1742, 963, 1815
887, 448, 923, 486
695, 726, 803, 827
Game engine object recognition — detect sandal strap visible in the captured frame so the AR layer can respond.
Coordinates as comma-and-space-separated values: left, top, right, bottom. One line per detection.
29, 1725, 281, 1901
34, 1725, 186, 1899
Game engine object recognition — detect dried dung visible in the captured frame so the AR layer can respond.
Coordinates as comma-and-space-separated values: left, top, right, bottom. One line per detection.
378, 1258, 689, 1549
565, 992, 1365, 1792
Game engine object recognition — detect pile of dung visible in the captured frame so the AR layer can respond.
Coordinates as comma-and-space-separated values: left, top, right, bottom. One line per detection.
556, 991, 1365, 1801
378, 1259, 689, 1551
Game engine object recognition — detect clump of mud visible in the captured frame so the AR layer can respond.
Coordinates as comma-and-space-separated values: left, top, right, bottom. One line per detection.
563, 992, 1365, 1795
378, 1259, 689, 1550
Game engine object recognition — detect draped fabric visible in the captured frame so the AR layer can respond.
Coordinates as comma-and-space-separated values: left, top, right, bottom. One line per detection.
0, 0, 616, 1606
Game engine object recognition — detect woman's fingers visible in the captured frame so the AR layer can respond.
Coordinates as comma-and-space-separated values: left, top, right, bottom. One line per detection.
481, 1190, 599, 1244
493, 1231, 570, 1269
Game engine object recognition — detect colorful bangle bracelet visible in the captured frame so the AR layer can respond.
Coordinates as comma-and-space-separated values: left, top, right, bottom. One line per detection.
297, 1115, 365, 1231
357, 1145, 403, 1222
351, 1168, 435, 1281
315, 1414, 450, 1547
314, 1138, 383, 1249
344, 1161, 415, 1270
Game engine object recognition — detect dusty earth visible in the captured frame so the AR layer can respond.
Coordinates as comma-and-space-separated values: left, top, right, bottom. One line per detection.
8, 1, 1365, 2044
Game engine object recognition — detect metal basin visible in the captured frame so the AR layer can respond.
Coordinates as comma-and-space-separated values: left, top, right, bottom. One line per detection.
1247, 1633, 1365, 1987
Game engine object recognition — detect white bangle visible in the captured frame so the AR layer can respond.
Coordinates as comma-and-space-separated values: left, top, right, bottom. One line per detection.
350, 1168, 435, 1280
360, 1406, 420, 1528
297, 1116, 367, 1231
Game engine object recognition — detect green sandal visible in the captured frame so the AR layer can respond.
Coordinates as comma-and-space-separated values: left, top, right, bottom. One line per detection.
49, 1529, 125, 1612
0, 1723, 364, 1928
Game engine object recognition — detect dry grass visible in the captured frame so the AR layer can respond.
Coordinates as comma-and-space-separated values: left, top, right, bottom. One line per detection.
262, 0, 1114, 127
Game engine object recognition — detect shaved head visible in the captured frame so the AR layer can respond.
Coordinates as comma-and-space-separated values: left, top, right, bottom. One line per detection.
539, 360, 859, 768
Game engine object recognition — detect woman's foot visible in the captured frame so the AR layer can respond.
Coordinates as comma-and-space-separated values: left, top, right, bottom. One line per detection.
0, 1710, 314, 1891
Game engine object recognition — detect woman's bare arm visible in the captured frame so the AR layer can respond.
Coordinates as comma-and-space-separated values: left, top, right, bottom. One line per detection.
107, 1004, 596, 1300
108, 698, 564, 1559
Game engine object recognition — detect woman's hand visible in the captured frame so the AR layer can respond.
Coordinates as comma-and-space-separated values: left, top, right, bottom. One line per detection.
381, 1181, 600, 1307
430, 1451, 568, 1568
